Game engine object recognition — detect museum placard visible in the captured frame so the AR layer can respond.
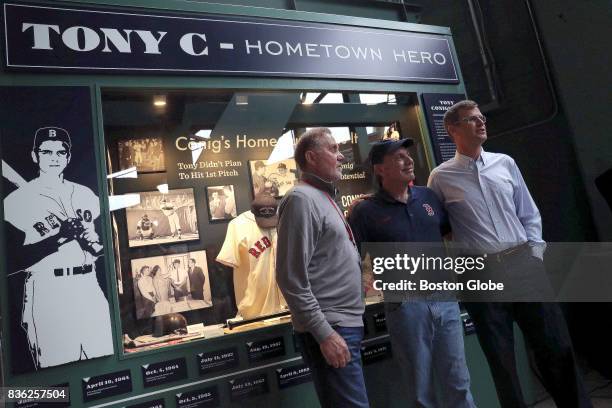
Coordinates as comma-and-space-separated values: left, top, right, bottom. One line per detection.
142, 358, 188, 387
421, 93, 466, 164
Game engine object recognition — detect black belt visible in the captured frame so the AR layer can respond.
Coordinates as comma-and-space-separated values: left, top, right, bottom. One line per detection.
487, 242, 530, 263
54, 264, 93, 277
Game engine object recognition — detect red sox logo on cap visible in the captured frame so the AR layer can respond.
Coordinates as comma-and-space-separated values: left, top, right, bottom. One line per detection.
33, 126, 71, 150
423, 203, 435, 216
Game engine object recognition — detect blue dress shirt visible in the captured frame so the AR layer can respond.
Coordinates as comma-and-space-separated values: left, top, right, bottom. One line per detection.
427, 149, 544, 254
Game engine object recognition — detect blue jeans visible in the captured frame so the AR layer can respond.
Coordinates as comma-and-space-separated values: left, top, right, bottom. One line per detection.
385, 301, 475, 408
295, 326, 369, 408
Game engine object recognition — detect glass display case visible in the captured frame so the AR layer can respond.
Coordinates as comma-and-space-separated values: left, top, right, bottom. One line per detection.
102, 89, 427, 355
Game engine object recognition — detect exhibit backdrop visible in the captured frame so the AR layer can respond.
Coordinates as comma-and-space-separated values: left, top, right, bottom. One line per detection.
0, 86, 114, 374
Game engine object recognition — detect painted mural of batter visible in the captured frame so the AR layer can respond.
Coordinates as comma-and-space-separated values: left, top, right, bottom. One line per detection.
2, 126, 114, 370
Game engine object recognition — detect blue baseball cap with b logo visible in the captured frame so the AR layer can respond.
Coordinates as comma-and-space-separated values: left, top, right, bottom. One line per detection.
33, 126, 71, 150
368, 138, 414, 165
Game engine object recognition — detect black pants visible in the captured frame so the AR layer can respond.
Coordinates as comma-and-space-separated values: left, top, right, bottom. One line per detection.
465, 301, 591, 408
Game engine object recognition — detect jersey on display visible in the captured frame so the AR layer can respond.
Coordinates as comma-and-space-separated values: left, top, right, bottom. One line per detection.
216, 211, 286, 319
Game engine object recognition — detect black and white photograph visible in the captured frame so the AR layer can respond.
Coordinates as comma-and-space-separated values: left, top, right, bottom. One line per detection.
206, 185, 238, 222
248, 158, 298, 198
118, 137, 165, 173
126, 188, 199, 247
131, 250, 212, 319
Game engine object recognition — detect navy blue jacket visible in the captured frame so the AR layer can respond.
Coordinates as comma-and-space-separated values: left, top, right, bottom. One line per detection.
348, 186, 449, 250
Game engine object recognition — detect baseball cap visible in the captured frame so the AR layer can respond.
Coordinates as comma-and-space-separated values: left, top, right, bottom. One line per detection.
251, 193, 278, 229
368, 138, 414, 165
34, 126, 71, 150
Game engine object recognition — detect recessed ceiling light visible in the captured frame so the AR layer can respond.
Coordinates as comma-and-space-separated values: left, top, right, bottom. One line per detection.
153, 94, 167, 107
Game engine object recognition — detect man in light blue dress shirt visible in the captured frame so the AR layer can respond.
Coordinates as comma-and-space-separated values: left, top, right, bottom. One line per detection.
428, 100, 591, 408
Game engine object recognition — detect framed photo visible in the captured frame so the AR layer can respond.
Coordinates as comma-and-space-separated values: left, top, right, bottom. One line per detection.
205, 185, 237, 222
126, 188, 199, 248
131, 250, 212, 320
248, 158, 298, 198
117, 137, 165, 173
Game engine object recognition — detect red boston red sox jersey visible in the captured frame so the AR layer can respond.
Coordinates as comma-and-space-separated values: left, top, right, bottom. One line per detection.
216, 211, 286, 319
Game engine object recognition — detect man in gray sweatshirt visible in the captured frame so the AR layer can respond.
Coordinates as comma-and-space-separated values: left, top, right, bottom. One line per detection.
276, 127, 368, 408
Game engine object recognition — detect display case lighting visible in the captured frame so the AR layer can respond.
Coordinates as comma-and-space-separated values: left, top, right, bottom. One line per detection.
153, 94, 167, 107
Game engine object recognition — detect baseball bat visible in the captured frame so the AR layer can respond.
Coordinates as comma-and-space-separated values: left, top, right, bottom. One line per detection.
2, 159, 27, 188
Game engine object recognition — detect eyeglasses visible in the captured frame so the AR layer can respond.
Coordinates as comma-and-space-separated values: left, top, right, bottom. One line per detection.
455, 115, 487, 124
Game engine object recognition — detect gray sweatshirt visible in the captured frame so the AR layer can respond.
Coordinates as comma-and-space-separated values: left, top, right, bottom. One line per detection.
276, 175, 364, 343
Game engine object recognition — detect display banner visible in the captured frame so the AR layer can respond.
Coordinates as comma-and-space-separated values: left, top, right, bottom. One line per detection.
421, 93, 465, 164
165, 93, 300, 190
0, 86, 114, 374
142, 358, 188, 387
3, 3, 458, 83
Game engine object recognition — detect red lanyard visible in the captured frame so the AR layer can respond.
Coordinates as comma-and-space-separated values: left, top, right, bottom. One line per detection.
302, 180, 356, 246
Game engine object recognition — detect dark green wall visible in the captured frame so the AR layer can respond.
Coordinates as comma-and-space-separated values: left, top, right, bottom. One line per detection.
407, 0, 602, 242
529, 0, 612, 241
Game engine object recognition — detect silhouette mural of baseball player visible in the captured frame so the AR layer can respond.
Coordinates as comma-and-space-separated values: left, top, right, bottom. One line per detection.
3, 126, 114, 369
